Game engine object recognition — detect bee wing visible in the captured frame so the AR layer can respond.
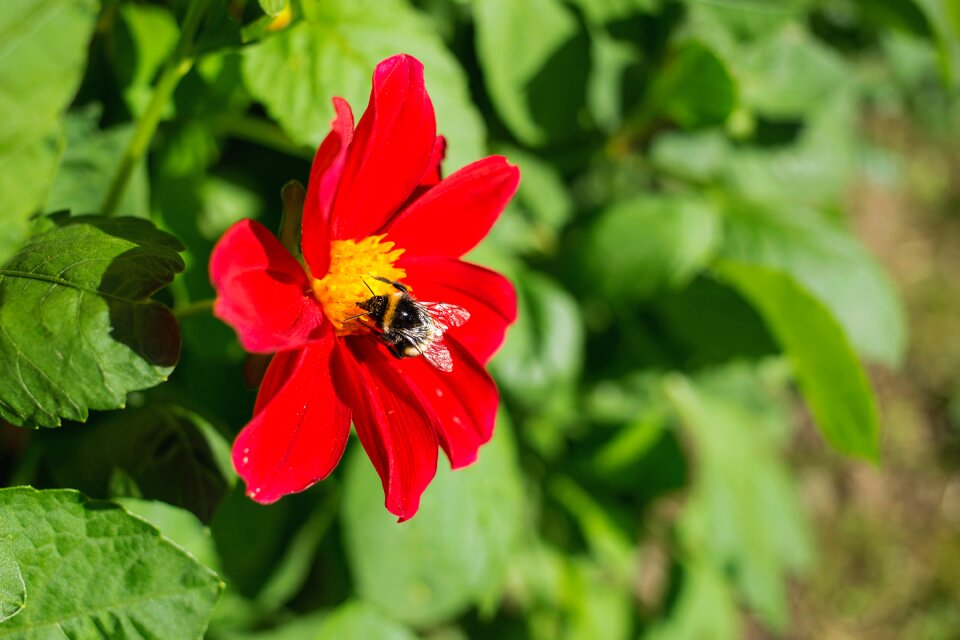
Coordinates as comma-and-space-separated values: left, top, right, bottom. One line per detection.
421, 338, 454, 372
421, 302, 470, 334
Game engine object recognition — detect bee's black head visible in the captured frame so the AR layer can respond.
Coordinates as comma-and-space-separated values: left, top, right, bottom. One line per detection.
358, 295, 387, 318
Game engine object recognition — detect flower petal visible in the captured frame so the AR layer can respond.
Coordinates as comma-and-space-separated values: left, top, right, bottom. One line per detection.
331, 54, 437, 241
211, 220, 326, 353
337, 338, 438, 521
302, 97, 354, 279
420, 135, 447, 189
401, 257, 517, 363
394, 337, 498, 468
384, 156, 519, 258
233, 338, 352, 504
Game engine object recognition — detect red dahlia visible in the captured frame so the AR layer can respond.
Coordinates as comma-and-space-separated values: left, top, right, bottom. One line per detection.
209, 54, 520, 520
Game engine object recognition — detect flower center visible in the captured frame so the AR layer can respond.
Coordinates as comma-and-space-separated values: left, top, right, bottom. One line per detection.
311, 235, 406, 336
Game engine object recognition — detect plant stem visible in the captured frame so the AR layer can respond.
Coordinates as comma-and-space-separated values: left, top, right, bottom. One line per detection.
100, 0, 213, 217
173, 298, 215, 320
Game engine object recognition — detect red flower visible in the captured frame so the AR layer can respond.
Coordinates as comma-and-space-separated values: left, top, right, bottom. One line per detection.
209, 54, 519, 520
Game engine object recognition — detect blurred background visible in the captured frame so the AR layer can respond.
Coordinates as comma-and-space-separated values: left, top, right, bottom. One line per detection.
5, 0, 960, 638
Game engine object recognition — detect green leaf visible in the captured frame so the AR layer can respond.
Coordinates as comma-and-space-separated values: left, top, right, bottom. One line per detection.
856, 0, 934, 38
115, 498, 221, 571
0, 215, 184, 428
665, 367, 813, 629
570, 0, 658, 23
585, 195, 720, 300
42, 404, 233, 522
314, 603, 416, 640
642, 560, 741, 640
720, 202, 906, 366
472, 0, 580, 145
490, 272, 584, 405
242, 0, 484, 171
258, 0, 287, 17
738, 25, 848, 120
684, 0, 814, 41
637, 41, 737, 130
342, 422, 525, 627
0, 487, 222, 639
486, 146, 574, 255
0, 0, 100, 264
714, 261, 880, 458
650, 129, 731, 183
219, 602, 417, 640
113, 3, 180, 117
0, 540, 25, 623
723, 98, 858, 209
46, 105, 150, 218
587, 32, 641, 132
210, 487, 320, 600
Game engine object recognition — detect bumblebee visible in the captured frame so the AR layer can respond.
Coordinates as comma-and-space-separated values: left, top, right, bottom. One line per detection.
355, 276, 469, 372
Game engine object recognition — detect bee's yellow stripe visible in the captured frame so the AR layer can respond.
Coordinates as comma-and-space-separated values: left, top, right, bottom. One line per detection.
381, 293, 401, 332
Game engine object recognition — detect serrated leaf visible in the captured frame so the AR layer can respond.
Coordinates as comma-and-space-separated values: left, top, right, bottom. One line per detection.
0, 540, 25, 623
342, 422, 525, 627
242, 0, 484, 171
714, 261, 879, 458
472, 0, 580, 145
0, 0, 100, 264
0, 215, 184, 428
116, 498, 221, 571
0, 487, 222, 640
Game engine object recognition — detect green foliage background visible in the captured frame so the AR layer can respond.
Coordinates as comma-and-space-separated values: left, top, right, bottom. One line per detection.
0, 0, 957, 638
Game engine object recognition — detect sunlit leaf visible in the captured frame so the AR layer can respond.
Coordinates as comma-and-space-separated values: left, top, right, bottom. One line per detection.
242, 0, 484, 171
0, 0, 99, 264
714, 261, 880, 458
258, 0, 287, 17
46, 105, 150, 218
490, 272, 584, 406
0, 488, 222, 639
0, 215, 184, 428
342, 421, 525, 627
472, 0, 581, 145
217, 602, 416, 640
0, 541, 25, 623
113, 3, 180, 116
665, 367, 813, 629
116, 498, 221, 571
740, 26, 848, 119
642, 560, 741, 640
720, 201, 906, 366
585, 194, 720, 300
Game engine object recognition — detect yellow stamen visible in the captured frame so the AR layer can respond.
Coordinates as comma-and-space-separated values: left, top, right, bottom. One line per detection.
312, 235, 406, 335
